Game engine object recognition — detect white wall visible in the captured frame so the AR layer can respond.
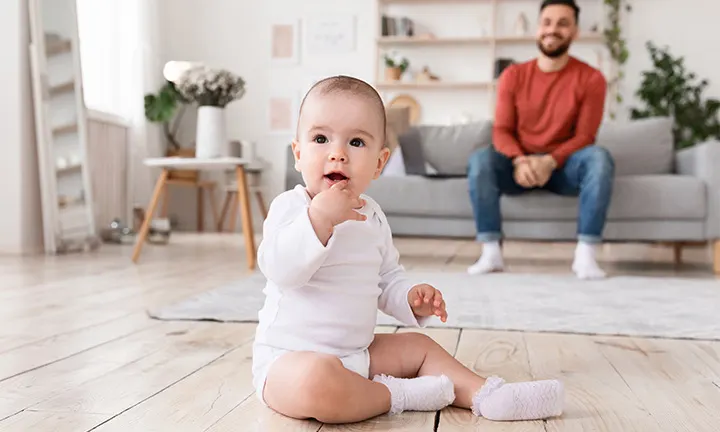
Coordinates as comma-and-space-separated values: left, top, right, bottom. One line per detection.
157, 0, 720, 228
0, 0, 43, 254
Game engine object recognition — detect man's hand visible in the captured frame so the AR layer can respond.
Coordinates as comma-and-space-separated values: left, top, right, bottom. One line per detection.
513, 157, 538, 188
407, 283, 447, 323
527, 155, 557, 187
308, 181, 366, 245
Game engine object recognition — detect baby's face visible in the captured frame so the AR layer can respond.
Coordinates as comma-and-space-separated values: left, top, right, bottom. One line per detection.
292, 92, 389, 198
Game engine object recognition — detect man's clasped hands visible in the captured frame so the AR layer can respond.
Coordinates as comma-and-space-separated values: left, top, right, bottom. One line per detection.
512, 154, 558, 188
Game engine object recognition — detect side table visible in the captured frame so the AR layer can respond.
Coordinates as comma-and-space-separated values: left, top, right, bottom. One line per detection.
132, 157, 256, 269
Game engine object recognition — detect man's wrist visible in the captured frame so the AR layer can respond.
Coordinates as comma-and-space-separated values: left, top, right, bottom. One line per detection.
512, 155, 528, 166
543, 155, 558, 169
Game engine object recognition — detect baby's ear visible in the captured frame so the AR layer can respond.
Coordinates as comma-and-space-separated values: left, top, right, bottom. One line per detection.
374, 146, 391, 179
291, 140, 301, 172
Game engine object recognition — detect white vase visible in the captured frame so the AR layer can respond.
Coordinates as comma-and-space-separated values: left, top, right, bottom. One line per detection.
195, 106, 227, 158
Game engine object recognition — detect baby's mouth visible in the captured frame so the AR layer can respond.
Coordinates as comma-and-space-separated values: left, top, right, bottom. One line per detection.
324, 171, 348, 182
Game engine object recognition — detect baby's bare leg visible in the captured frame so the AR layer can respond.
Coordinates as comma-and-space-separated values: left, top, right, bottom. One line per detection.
263, 351, 391, 424
368, 332, 484, 408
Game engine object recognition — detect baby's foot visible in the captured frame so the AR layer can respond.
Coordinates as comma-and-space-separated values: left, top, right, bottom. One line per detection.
472, 376, 564, 421
373, 374, 455, 414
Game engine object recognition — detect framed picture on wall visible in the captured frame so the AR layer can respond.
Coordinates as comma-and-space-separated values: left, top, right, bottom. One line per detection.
303, 15, 356, 56
268, 92, 301, 135
270, 19, 300, 65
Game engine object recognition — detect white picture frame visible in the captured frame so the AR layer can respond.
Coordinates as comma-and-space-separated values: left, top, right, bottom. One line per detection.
304, 15, 356, 56
270, 19, 301, 66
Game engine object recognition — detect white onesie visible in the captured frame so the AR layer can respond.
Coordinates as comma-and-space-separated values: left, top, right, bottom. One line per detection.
252, 185, 429, 401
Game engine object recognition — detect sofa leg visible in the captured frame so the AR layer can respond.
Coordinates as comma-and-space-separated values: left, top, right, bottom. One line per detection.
714, 241, 720, 275
673, 243, 683, 266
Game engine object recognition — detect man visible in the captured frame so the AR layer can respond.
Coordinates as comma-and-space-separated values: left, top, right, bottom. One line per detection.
467, 0, 614, 280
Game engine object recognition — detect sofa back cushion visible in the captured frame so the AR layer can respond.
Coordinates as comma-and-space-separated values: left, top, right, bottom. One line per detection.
415, 121, 493, 175
595, 116, 674, 176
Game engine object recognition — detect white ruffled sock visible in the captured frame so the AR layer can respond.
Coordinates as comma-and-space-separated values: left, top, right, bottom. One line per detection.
467, 241, 504, 275
373, 374, 456, 415
472, 376, 564, 421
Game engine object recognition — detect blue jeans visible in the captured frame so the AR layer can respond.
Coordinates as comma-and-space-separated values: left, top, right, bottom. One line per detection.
467, 145, 615, 244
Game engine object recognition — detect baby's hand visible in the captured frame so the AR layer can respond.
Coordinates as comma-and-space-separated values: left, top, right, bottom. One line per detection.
408, 283, 447, 323
308, 181, 366, 243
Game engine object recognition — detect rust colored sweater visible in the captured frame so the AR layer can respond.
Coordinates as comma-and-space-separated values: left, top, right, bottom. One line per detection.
493, 56, 607, 167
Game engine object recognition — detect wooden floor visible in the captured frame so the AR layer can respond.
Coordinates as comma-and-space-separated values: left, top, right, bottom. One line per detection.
1, 233, 719, 431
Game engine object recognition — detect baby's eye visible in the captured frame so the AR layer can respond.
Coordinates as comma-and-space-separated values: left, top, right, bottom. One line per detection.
313, 135, 328, 144
350, 138, 365, 147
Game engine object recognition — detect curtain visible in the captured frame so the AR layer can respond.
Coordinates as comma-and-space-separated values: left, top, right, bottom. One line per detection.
76, 0, 164, 220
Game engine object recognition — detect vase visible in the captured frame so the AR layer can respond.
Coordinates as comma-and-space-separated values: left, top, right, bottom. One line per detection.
195, 106, 227, 159
385, 67, 403, 81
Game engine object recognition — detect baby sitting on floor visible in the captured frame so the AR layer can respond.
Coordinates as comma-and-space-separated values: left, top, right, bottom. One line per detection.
251, 75, 564, 424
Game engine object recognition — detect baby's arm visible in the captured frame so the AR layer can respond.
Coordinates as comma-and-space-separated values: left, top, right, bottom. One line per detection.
374, 208, 429, 327
257, 193, 332, 289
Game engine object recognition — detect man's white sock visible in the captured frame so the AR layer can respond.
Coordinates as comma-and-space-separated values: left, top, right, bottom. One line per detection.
472, 376, 564, 421
467, 241, 504, 275
572, 241, 606, 280
373, 374, 455, 415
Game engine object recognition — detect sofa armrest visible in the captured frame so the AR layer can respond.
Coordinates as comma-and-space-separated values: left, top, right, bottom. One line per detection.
676, 139, 720, 238
285, 144, 304, 191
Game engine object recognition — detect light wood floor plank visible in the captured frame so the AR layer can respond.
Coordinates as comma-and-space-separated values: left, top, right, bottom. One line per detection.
29, 323, 256, 414
0, 411, 105, 432
438, 330, 545, 432
524, 332, 662, 431
594, 336, 720, 431
91, 339, 257, 431
205, 396, 323, 432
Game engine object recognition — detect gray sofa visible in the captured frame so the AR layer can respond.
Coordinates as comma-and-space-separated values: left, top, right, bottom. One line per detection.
285, 116, 720, 271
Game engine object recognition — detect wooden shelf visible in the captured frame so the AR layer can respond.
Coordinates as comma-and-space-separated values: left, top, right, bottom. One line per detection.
57, 164, 82, 175
50, 80, 75, 97
46, 39, 72, 57
378, 36, 492, 46
52, 123, 78, 136
377, 81, 494, 90
495, 34, 604, 43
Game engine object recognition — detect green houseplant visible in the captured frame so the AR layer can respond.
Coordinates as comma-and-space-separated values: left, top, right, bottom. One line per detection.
630, 41, 720, 150
144, 81, 188, 152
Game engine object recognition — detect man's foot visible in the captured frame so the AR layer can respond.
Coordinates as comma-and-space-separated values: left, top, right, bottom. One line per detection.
467, 241, 504, 275
572, 242, 606, 279
472, 376, 564, 421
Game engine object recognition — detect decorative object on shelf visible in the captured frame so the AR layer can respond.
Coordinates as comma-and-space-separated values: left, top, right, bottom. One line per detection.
381, 15, 414, 37
603, 0, 632, 118
305, 15, 356, 55
590, 23, 600, 33
271, 20, 301, 65
416, 66, 440, 83
388, 94, 421, 125
494, 58, 515, 79
174, 65, 246, 158
383, 51, 410, 81
630, 42, 720, 150
514, 12, 529, 36
101, 218, 136, 244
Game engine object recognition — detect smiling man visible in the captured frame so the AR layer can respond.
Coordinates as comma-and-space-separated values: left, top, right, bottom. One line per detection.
467, 0, 614, 279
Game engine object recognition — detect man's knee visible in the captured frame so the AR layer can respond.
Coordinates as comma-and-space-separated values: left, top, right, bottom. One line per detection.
467, 147, 497, 179
584, 146, 615, 178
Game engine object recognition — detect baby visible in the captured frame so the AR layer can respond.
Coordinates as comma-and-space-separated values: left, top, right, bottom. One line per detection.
252, 75, 564, 424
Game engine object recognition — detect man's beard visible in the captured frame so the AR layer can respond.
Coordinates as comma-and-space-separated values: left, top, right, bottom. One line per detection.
537, 35, 571, 58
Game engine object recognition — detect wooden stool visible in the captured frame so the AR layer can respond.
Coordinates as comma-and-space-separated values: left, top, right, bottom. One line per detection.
218, 185, 267, 232
160, 177, 220, 232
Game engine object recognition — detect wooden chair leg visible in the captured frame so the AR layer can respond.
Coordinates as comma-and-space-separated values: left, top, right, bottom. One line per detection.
160, 184, 169, 218
255, 190, 268, 220
207, 185, 221, 232
218, 192, 233, 232
228, 192, 238, 233
714, 240, 720, 275
132, 169, 169, 263
197, 187, 204, 232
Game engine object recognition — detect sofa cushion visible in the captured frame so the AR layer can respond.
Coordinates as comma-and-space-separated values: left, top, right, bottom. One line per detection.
365, 175, 706, 221
595, 116, 675, 176
414, 121, 493, 176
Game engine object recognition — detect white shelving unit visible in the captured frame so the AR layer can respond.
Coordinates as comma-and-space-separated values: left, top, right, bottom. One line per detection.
375, 0, 609, 123
28, 0, 99, 254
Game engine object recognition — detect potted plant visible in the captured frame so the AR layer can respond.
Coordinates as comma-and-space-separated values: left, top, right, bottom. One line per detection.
174, 65, 246, 158
630, 41, 720, 150
144, 81, 188, 153
383, 51, 409, 81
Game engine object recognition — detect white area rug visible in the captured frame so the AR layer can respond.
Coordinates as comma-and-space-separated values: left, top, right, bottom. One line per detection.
147, 271, 720, 341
